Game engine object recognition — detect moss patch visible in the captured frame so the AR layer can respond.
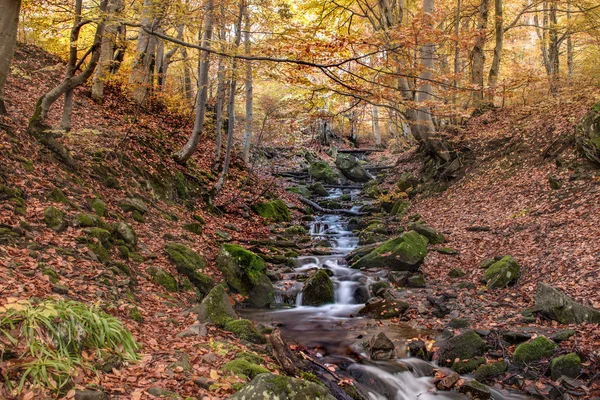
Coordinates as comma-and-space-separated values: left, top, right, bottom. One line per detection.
43, 206, 65, 231
223, 359, 269, 379
474, 361, 508, 381
352, 230, 428, 271
251, 199, 290, 222
48, 188, 68, 203
513, 336, 557, 364
483, 255, 521, 288
91, 198, 106, 216
451, 356, 486, 374
224, 319, 266, 344
147, 266, 178, 292
550, 353, 581, 380
302, 270, 334, 306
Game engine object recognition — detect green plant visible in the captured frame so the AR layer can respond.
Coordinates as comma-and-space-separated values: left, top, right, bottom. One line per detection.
0, 299, 139, 394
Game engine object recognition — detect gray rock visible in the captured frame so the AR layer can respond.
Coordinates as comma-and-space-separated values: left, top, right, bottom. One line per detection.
302, 270, 334, 306
119, 198, 148, 214
335, 154, 372, 182
437, 330, 486, 367
575, 101, 600, 166
535, 283, 600, 324
75, 391, 108, 400
177, 323, 208, 337
369, 332, 396, 361
113, 222, 137, 247
409, 222, 445, 244
228, 373, 335, 400
194, 284, 238, 328
460, 380, 491, 400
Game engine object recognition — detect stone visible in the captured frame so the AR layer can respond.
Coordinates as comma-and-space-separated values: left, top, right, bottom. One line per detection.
449, 318, 470, 329
396, 172, 419, 191
119, 198, 148, 214
534, 283, 600, 324
390, 200, 410, 217
287, 185, 311, 197
459, 380, 491, 400
215, 230, 232, 241
574, 101, 600, 166
309, 182, 329, 196
548, 174, 562, 190
177, 322, 208, 337
91, 198, 106, 216
550, 329, 576, 342
437, 330, 486, 367
52, 283, 69, 294
448, 268, 465, 278
452, 356, 486, 374
228, 373, 336, 400
164, 243, 213, 295
308, 161, 340, 184
482, 255, 520, 289
369, 332, 396, 361
85, 227, 111, 246
407, 340, 429, 360
74, 390, 108, 400
335, 153, 372, 182
352, 231, 428, 272
407, 274, 426, 288
147, 387, 179, 398
131, 210, 144, 223
88, 243, 110, 264
48, 188, 68, 203
75, 213, 103, 228
473, 361, 508, 382
388, 271, 410, 286
224, 319, 266, 344
550, 353, 581, 380
252, 199, 291, 222
358, 298, 410, 319
113, 222, 137, 248
44, 206, 66, 231
409, 222, 445, 244
302, 270, 334, 306
183, 222, 203, 235
370, 281, 390, 296
512, 336, 557, 364
147, 266, 177, 291
216, 244, 273, 308
195, 284, 238, 328
223, 359, 269, 379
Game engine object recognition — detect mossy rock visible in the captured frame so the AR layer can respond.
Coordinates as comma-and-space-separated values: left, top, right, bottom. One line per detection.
224, 319, 266, 344
174, 171, 189, 199
129, 307, 143, 322
308, 161, 340, 184
89, 243, 110, 264
459, 380, 491, 400
284, 225, 307, 235
195, 284, 238, 328
48, 188, 68, 203
247, 274, 275, 308
183, 223, 203, 235
309, 182, 329, 196
75, 213, 104, 228
164, 243, 213, 295
512, 336, 557, 364
91, 198, 106, 216
575, 101, 600, 166
132, 210, 145, 223
85, 228, 112, 246
448, 268, 466, 278
409, 222, 445, 244
119, 198, 148, 214
437, 330, 486, 367
370, 281, 390, 296
229, 373, 336, 400
216, 244, 271, 302
252, 199, 290, 222
390, 200, 409, 217
302, 270, 334, 306
236, 352, 265, 365
449, 318, 471, 329
358, 298, 410, 319
397, 172, 419, 191
550, 353, 581, 380
193, 214, 206, 224
482, 256, 520, 288
335, 153, 371, 182
113, 222, 137, 248
352, 231, 428, 272
407, 274, 426, 288
42, 267, 59, 284
534, 283, 600, 324
451, 356, 486, 374
147, 266, 178, 292
223, 359, 269, 379
287, 186, 311, 197
44, 206, 66, 231
474, 361, 508, 381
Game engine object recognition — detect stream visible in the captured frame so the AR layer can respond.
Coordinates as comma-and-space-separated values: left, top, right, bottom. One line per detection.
242, 185, 522, 400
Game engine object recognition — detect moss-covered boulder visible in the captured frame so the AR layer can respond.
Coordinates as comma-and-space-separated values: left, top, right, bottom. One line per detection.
409, 222, 445, 244
287, 185, 311, 197
164, 243, 213, 295
195, 284, 238, 327
147, 266, 178, 292
482, 256, 520, 288
459, 380, 491, 400
335, 154, 371, 182
252, 199, 290, 222
85, 228, 112, 246
358, 298, 410, 319
119, 198, 148, 214
474, 361, 508, 382
113, 222, 137, 248
183, 223, 203, 235
575, 101, 600, 166
224, 319, 266, 344
91, 198, 106, 216
451, 356, 486, 374
48, 188, 68, 203
550, 353, 581, 380
75, 213, 104, 228
216, 244, 274, 308
390, 200, 409, 217
229, 373, 335, 400
512, 336, 557, 364
352, 231, 428, 272
44, 206, 66, 231
88, 243, 110, 264
223, 358, 269, 380
308, 161, 340, 184
397, 172, 419, 191
534, 283, 600, 324
358, 222, 388, 245
437, 330, 486, 367
309, 182, 329, 196
302, 270, 334, 306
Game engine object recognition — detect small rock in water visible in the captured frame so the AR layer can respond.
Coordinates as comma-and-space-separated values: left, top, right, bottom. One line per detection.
460, 380, 491, 400
369, 332, 396, 361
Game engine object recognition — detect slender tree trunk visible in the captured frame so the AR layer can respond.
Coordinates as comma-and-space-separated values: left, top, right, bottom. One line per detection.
155, 33, 165, 90
59, 0, 83, 132
129, 0, 159, 106
241, 6, 253, 164
0, 0, 22, 115
91, 0, 123, 102
173, 0, 214, 164
372, 105, 381, 146
213, 0, 245, 194
548, 1, 559, 92
214, 14, 226, 162
452, 0, 461, 105
567, 1, 573, 77
487, 0, 503, 103
471, 0, 489, 108
28, 0, 108, 167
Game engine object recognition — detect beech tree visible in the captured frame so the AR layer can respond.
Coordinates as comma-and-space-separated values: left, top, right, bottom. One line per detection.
0, 0, 22, 115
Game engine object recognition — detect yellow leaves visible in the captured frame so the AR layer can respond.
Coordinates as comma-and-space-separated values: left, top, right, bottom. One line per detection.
0, 298, 30, 313
210, 369, 220, 380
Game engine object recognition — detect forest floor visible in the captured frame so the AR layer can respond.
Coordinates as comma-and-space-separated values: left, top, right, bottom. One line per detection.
1, 43, 599, 399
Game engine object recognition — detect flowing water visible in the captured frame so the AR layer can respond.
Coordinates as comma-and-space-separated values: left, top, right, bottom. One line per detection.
242, 186, 523, 400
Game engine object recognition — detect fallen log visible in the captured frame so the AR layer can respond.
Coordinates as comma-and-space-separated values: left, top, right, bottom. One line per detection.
299, 196, 364, 216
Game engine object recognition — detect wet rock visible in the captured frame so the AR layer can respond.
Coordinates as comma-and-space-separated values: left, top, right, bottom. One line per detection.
216, 244, 274, 308
195, 284, 238, 327
351, 231, 428, 272
407, 339, 429, 360
353, 285, 370, 304
550, 353, 581, 380
437, 330, 486, 367
481, 255, 520, 288
534, 283, 600, 324
409, 222, 445, 244
308, 161, 340, 184
473, 361, 508, 382
165, 243, 213, 295
252, 199, 291, 222
335, 153, 372, 182
358, 298, 409, 319
459, 380, 491, 400
229, 373, 336, 399
512, 336, 557, 364
302, 270, 334, 306
370, 281, 390, 296
369, 332, 396, 361
436, 370, 460, 390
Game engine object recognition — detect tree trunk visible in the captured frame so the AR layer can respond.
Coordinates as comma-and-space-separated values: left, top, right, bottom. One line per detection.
91, 0, 123, 103
372, 105, 381, 146
452, 0, 461, 105
28, 0, 108, 168
548, 1, 559, 93
59, 0, 84, 132
566, 1, 573, 77
213, 0, 245, 194
173, 0, 214, 164
214, 10, 226, 162
487, 0, 503, 103
471, 0, 489, 108
129, 0, 159, 106
0, 0, 22, 115
241, 6, 253, 164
